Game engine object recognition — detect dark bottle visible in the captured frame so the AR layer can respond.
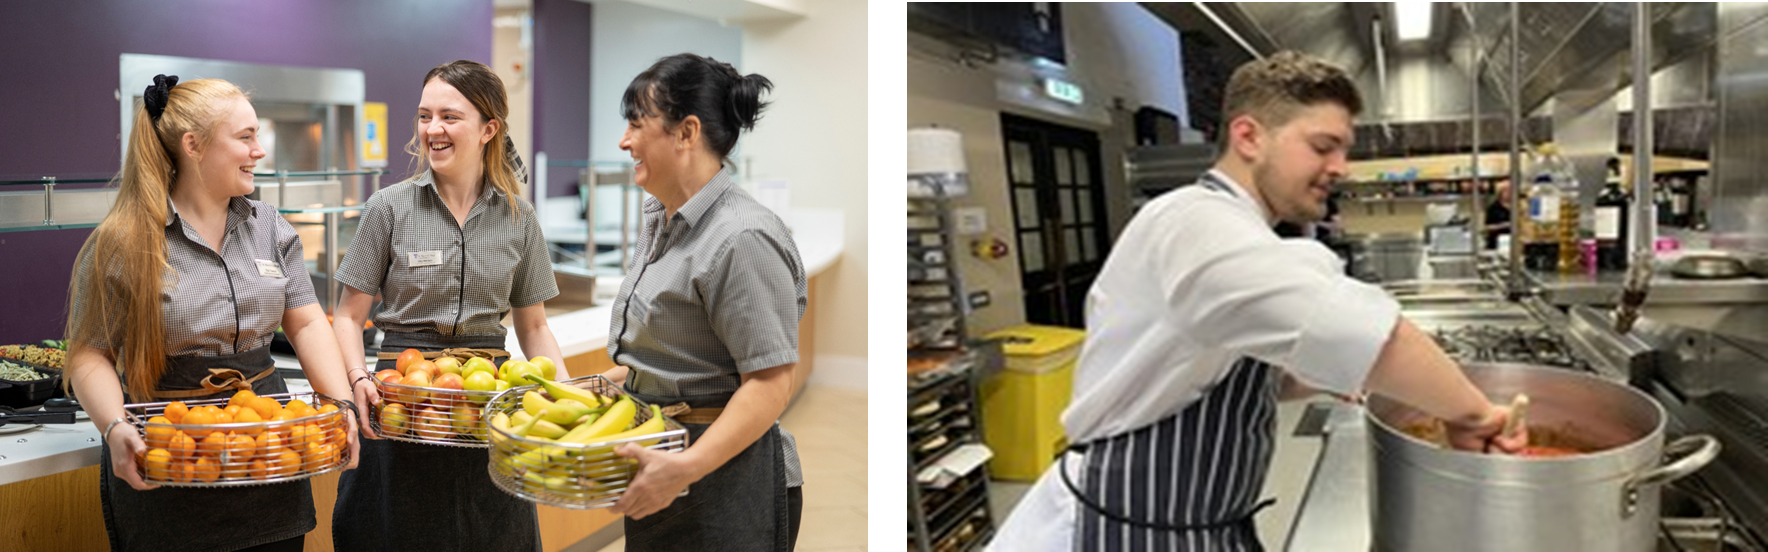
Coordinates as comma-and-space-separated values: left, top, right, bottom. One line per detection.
1594, 179, 1628, 271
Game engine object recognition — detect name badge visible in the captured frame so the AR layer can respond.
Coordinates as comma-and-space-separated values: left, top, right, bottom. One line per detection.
254, 259, 285, 279
409, 250, 444, 268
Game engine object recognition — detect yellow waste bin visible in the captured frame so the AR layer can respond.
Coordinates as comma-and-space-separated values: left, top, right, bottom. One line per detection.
979, 325, 1086, 481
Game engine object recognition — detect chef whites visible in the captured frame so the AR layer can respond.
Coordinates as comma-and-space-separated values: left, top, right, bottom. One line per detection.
990, 170, 1401, 551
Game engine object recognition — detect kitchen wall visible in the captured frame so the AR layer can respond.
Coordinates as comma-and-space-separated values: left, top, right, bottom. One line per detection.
534, 0, 594, 200
907, 2, 1185, 333
587, 1, 743, 164
739, 0, 870, 384
0, 0, 493, 344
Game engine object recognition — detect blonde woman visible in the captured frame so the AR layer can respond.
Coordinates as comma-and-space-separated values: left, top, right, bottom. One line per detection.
64, 75, 360, 552
329, 60, 566, 551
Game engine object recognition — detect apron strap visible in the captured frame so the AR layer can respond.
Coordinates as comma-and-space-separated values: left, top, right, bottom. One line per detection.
151, 366, 276, 399
1058, 443, 1276, 533
375, 347, 511, 362
661, 403, 723, 424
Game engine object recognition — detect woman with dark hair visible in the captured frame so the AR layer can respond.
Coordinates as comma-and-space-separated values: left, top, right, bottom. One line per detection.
600, 53, 806, 551
328, 59, 566, 551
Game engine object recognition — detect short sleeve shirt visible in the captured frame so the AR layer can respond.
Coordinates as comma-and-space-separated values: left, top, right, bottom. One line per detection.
607, 169, 808, 398
335, 170, 559, 337
70, 196, 318, 356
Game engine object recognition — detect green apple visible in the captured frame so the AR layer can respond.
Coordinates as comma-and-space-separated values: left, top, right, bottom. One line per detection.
530, 356, 558, 381
494, 379, 510, 392
434, 357, 463, 377
463, 371, 498, 393
462, 357, 496, 379
500, 360, 541, 386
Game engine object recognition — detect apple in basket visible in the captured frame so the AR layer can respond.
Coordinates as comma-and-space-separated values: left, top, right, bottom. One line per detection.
462, 357, 496, 379
451, 404, 482, 435
530, 356, 558, 381
463, 371, 498, 394
414, 406, 451, 440
375, 369, 402, 384
500, 360, 541, 387
432, 373, 465, 408
380, 403, 409, 435
434, 357, 463, 377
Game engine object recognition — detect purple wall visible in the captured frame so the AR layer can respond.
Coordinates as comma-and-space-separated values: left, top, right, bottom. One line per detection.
534, 0, 594, 199
0, 0, 493, 344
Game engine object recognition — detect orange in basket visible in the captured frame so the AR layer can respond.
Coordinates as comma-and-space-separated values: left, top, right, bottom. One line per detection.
169, 431, 195, 460
183, 408, 218, 437
255, 431, 283, 458
163, 402, 189, 424
226, 434, 255, 462
249, 459, 270, 479
234, 408, 264, 435
143, 449, 171, 480
249, 397, 280, 420
229, 390, 257, 409
193, 458, 220, 483
199, 432, 227, 457
144, 417, 175, 448
272, 449, 301, 476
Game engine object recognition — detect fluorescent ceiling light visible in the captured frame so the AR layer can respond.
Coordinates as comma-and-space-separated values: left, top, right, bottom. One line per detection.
1394, 2, 1433, 42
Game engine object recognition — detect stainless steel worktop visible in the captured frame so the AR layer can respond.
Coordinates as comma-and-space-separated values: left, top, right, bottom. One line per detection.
1283, 403, 1371, 552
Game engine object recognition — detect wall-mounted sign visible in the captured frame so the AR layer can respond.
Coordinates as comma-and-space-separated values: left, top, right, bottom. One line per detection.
1043, 78, 1083, 105
362, 101, 388, 168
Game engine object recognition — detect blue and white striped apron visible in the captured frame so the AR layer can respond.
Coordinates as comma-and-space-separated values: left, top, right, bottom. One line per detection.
1061, 175, 1282, 551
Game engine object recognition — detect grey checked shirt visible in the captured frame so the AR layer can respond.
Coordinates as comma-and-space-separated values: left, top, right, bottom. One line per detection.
336, 170, 559, 337
608, 169, 807, 486
72, 196, 318, 356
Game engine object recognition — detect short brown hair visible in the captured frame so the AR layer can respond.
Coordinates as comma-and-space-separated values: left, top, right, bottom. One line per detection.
1221, 51, 1362, 130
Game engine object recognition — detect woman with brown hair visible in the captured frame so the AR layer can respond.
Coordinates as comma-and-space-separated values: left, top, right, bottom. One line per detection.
64, 75, 360, 552
328, 59, 566, 551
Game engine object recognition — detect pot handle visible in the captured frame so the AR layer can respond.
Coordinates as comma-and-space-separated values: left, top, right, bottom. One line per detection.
1621, 435, 1721, 517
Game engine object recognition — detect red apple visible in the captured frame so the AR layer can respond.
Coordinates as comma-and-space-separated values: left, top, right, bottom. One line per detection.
375, 369, 402, 384
395, 348, 424, 374
432, 373, 465, 408
406, 360, 439, 381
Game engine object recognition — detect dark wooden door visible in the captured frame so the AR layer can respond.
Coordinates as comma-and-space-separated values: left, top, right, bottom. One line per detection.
1003, 113, 1109, 328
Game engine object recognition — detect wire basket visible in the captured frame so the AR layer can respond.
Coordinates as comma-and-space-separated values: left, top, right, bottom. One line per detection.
482, 375, 689, 509
124, 391, 350, 487
369, 375, 503, 448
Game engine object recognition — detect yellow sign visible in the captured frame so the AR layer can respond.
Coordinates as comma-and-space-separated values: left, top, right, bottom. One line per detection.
362, 102, 388, 167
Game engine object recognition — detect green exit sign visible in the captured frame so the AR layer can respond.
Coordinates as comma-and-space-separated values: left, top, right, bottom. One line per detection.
1044, 78, 1083, 105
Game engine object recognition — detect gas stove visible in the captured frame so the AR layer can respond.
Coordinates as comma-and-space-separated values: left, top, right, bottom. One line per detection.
1429, 324, 1587, 369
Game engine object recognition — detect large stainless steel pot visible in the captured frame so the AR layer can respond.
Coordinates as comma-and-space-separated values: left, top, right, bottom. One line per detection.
1365, 363, 1720, 552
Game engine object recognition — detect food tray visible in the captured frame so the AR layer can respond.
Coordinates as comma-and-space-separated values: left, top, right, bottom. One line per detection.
369, 375, 503, 448
0, 359, 62, 409
482, 375, 689, 509
123, 391, 351, 487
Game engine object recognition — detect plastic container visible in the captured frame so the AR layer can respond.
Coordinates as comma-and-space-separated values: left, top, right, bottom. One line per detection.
0, 360, 61, 409
979, 325, 1087, 481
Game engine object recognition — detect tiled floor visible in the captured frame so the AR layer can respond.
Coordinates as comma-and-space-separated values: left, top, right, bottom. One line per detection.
986, 400, 1326, 550
594, 384, 869, 552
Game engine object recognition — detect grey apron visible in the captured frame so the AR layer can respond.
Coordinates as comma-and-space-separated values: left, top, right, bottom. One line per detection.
331, 331, 540, 552
621, 384, 793, 552
1062, 174, 1283, 551
100, 346, 317, 552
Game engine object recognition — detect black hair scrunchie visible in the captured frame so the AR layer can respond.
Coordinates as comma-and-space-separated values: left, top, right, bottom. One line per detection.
143, 74, 179, 122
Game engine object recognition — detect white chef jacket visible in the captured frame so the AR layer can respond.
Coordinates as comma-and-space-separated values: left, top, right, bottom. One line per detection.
989, 170, 1401, 551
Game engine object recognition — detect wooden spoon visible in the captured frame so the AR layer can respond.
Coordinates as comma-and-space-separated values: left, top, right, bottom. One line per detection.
1500, 394, 1530, 441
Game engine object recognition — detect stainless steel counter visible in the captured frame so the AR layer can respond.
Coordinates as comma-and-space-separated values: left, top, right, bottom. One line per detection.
1284, 403, 1371, 552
